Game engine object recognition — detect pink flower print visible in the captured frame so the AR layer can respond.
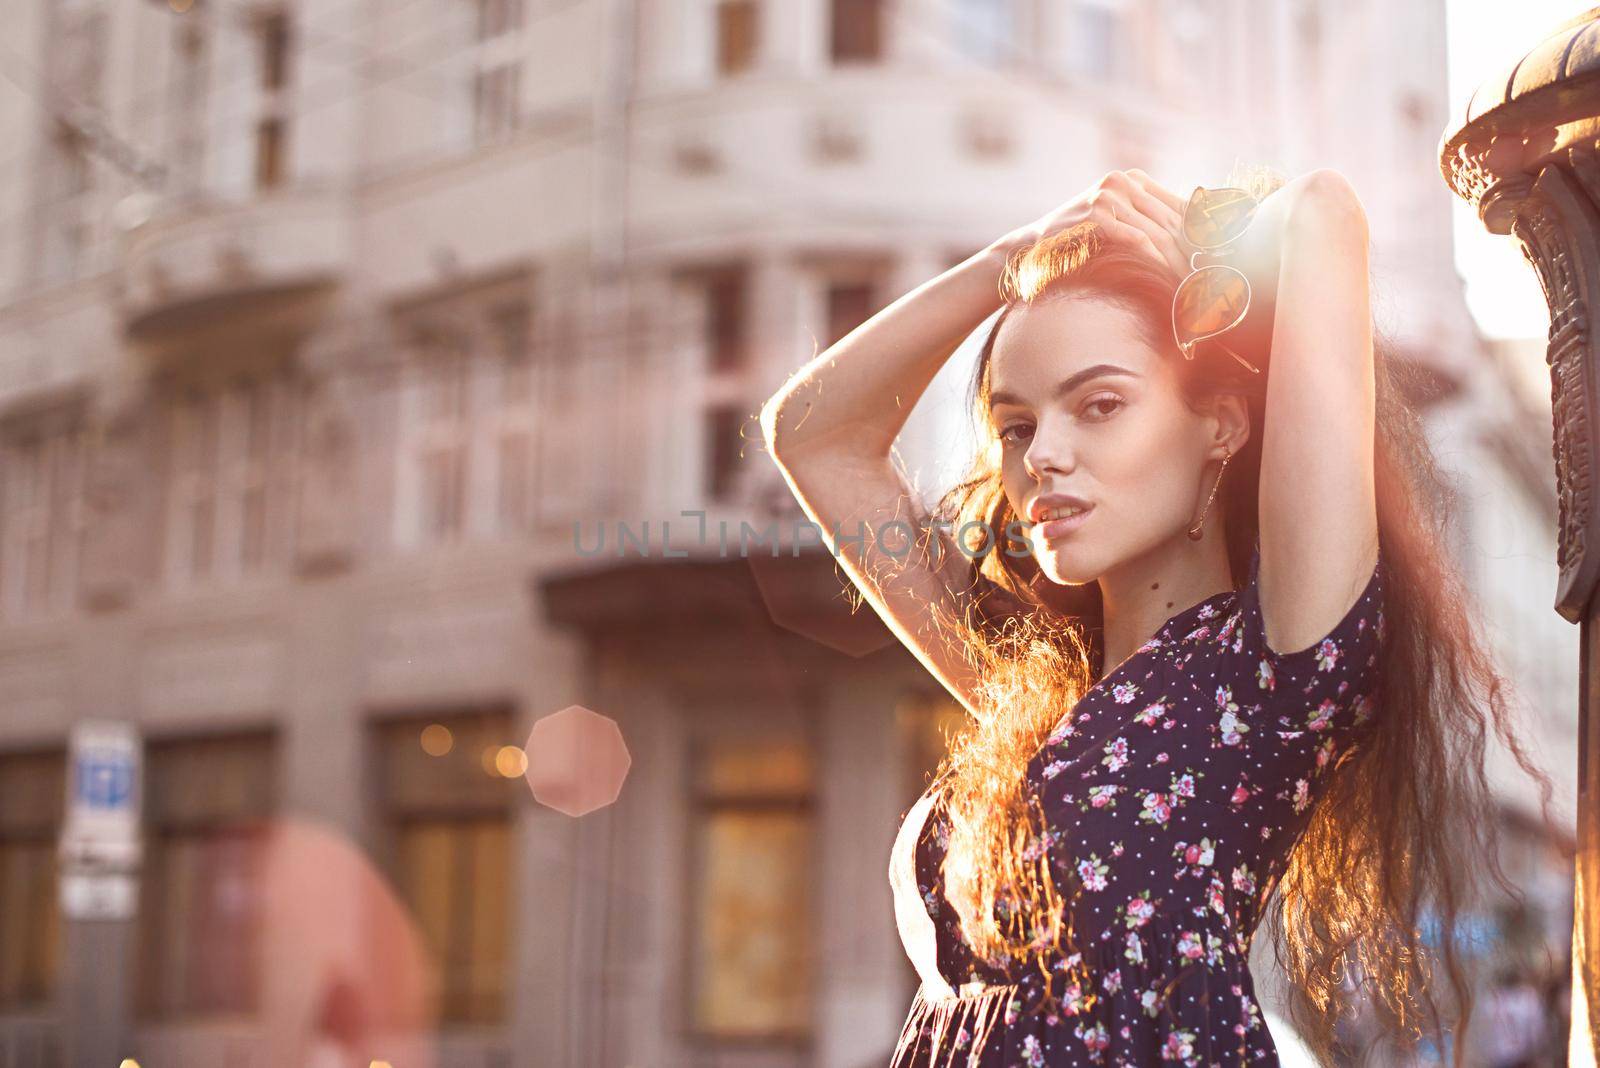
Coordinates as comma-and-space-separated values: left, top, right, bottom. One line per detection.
1133, 700, 1167, 727
1176, 930, 1205, 960
1041, 758, 1071, 780
1110, 681, 1140, 704
1102, 968, 1123, 994
1086, 784, 1122, 809
1306, 699, 1337, 732
1075, 1021, 1110, 1059
1292, 777, 1311, 813
1229, 782, 1251, 806
1218, 710, 1249, 747
1004, 995, 1023, 1025
1020, 1034, 1045, 1067
1315, 737, 1337, 770
1161, 1028, 1199, 1065
1173, 836, 1215, 876
1046, 718, 1077, 746
1254, 657, 1276, 692
1139, 986, 1161, 1017
1353, 692, 1376, 725
1076, 854, 1109, 892
1124, 930, 1145, 964
1206, 876, 1227, 915
1101, 736, 1130, 773
1138, 791, 1173, 826
1241, 992, 1262, 1032
1182, 623, 1212, 642
1059, 981, 1086, 1016
1125, 893, 1155, 928
1204, 932, 1226, 966
1155, 751, 1170, 764
1217, 609, 1244, 652
953, 1025, 971, 1048
1171, 772, 1197, 799
1232, 863, 1256, 895
1110, 840, 1125, 857
1260, 824, 1273, 840
1215, 685, 1250, 745
1120, 1025, 1131, 1040
1314, 638, 1341, 672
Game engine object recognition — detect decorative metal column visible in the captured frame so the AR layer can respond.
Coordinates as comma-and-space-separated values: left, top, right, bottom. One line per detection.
1439, 9, 1600, 1063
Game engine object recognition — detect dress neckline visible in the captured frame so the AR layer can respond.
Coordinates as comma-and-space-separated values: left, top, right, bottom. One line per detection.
1090, 585, 1238, 688
1045, 586, 1239, 751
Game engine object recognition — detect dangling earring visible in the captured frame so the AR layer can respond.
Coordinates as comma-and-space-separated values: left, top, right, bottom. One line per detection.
1187, 445, 1232, 541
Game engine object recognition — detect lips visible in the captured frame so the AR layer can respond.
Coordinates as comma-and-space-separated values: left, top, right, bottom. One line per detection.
1028, 492, 1094, 524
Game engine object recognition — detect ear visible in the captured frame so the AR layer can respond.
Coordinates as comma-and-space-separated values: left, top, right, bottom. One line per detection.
1206, 392, 1252, 457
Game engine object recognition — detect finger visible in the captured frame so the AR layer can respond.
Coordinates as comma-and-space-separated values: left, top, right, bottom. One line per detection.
1094, 209, 1176, 279
1125, 183, 1184, 241
1096, 192, 1187, 279
1127, 170, 1189, 217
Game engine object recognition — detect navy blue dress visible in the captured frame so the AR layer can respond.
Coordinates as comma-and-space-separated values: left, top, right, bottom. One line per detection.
889, 542, 1385, 1067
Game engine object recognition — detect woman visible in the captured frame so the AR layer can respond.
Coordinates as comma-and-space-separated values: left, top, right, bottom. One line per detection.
759, 167, 1554, 1067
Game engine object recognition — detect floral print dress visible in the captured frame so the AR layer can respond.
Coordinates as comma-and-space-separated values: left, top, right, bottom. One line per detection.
888, 541, 1385, 1067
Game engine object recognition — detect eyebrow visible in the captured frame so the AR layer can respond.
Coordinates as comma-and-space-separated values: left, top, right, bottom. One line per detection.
988, 363, 1141, 411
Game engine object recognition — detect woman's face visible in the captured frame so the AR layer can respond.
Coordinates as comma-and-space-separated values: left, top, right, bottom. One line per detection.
986, 295, 1227, 586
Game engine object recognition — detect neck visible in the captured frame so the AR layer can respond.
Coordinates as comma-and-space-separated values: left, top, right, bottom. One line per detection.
1096, 534, 1236, 675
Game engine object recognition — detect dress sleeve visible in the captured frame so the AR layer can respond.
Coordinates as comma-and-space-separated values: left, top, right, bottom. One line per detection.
1210, 540, 1386, 759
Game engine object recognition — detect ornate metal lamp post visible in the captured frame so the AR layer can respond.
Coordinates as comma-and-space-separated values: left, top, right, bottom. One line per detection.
1439, 8, 1600, 1062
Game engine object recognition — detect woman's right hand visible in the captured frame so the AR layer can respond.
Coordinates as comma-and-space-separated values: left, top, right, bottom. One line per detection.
987, 169, 1194, 284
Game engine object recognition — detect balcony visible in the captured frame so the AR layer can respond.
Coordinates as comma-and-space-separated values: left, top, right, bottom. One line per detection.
116, 185, 351, 339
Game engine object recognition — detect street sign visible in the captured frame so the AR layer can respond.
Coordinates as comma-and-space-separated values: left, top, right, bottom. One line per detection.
59, 721, 142, 920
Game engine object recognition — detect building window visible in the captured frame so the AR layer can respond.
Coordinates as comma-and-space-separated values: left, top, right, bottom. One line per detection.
374, 709, 520, 1025
394, 283, 542, 545
948, 0, 1018, 66
137, 732, 277, 1021
254, 11, 291, 189
260, 10, 290, 90
401, 327, 474, 545
825, 279, 877, 348
0, 750, 65, 1011
168, 13, 210, 200
37, 120, 96, 285
489, 300, 539, 532
164, 376, 296, 586
0, 424, 86, 617
704, 267, 747, 373
471, 0, 524, 144
704, 404, 748, 502
34, 4, 105, 285
831, 0, 884, 63
716, 0, 760, 75
688, 734, 816, 1041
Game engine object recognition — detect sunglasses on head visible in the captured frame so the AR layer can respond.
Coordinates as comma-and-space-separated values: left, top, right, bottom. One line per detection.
1171, 186, 1262, 376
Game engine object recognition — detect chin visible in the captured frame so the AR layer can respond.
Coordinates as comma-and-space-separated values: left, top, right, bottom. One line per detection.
1033, 542, 1100, 588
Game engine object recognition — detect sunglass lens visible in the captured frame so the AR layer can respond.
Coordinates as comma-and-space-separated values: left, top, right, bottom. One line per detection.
1182, 187, 1257, 249
1174, 266, 1250, 348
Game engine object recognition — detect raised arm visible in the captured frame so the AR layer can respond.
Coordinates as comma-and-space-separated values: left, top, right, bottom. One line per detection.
1253, 169, 1382, 655
760, 170, 1195, 718
758, 245, 1010, 719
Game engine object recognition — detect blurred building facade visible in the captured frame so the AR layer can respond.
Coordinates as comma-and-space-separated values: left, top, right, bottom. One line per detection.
0, 0, 1575, 1066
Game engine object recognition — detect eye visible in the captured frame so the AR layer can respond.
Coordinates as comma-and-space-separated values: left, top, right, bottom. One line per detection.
1081, 394, 1125, 420
998, 422, 1034, 446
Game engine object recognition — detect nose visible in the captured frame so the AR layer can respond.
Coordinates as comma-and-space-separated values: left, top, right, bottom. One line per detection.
1022, 418, 1075, 481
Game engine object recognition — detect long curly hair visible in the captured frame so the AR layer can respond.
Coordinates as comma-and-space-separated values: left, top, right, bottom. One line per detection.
918, 167, 1559, 1065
